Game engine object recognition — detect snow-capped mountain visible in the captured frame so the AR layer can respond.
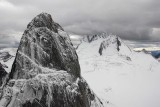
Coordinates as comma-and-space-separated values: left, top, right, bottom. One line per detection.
0, 48, 17, 73
0, 13, 103, 107
0, 14, 160, 107
77, 33, 160, 107
1, 33, 160, 107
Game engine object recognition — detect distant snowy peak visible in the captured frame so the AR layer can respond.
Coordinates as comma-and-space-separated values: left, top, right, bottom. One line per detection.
0, 48, 17, 73
83, 32, 108, 43
0, 48, 17, 57
99, 35, 121, 55
78, 33, 132, 57
99, 35, 132, 56
77, 32, 160, 107
0, 51, 13, 62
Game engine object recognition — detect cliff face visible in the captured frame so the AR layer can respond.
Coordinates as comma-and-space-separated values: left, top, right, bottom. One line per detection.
10, 13, 80, 79
0, 63, 7, 87
0, 13, 103, 107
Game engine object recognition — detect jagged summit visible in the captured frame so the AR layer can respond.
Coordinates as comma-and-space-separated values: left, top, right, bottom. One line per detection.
0, 13, 103, 107
83, 32, 108, 43
78, 33, 132, 57
27, 12, 64, 32
0, 48, 16, 73
11, 12, 80, 79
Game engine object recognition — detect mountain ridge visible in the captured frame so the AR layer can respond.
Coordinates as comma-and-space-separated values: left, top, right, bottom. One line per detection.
77, 32, 160, 107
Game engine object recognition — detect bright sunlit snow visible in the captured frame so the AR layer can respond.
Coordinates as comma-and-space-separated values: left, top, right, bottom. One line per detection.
77, 35, 160, 107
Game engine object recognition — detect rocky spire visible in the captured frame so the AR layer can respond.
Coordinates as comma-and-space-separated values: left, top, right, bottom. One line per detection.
10, 12, 80, 79
27, 13, 64, 32
0, 13, 103, 107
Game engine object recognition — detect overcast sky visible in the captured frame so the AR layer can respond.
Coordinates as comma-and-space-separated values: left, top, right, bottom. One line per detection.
0, 0, 160, 48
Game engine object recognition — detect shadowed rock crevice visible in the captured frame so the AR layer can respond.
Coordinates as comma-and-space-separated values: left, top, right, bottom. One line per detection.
116, 37, 121, 51
0, 63, 7, 87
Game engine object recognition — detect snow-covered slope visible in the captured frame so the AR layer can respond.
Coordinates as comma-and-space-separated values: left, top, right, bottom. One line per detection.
77, 34, 160, 107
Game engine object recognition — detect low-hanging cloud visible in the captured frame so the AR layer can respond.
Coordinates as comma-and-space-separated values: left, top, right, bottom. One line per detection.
0, 0, 160, 48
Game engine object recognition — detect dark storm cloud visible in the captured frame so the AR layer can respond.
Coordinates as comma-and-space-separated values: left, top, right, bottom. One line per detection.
0, 0, 160, 47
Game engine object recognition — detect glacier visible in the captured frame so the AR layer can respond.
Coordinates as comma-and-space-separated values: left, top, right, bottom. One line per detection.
77, 33, 160, 107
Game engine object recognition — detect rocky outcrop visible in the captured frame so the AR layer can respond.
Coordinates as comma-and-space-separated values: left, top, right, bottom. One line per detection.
0, 13, 103, 107
10, 13, 80, 79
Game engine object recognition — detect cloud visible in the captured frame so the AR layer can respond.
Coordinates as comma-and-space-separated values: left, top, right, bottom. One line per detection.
151, 28, 160, 40
0, 0, 160, 47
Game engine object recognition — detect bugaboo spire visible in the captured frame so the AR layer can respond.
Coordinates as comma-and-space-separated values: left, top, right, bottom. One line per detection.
0, 13, 103, 107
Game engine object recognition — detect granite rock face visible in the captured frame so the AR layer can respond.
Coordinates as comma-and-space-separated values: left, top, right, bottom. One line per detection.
0, 13, 103, 107
0, 63, 7, 87
10, 13, 80, 79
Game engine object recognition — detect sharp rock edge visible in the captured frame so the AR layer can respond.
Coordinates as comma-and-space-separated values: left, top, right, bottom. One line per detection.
0, 13, 104, 107
0, 63, 7, 87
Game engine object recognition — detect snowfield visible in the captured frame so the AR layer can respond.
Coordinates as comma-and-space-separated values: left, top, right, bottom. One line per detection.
77, 35, 160, 107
